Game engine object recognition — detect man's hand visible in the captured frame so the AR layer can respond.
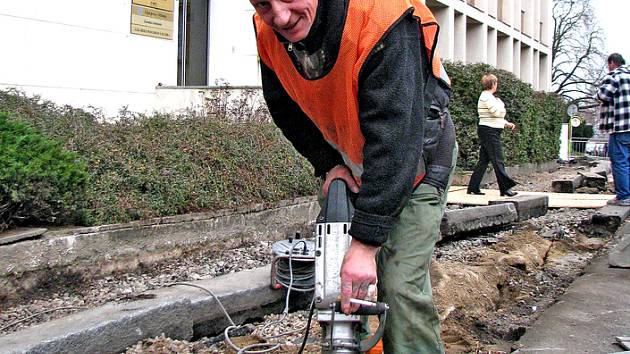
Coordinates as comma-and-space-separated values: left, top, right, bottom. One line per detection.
340, 239, 379, 314
505, 122, 516, 131
323, 165, 359, 197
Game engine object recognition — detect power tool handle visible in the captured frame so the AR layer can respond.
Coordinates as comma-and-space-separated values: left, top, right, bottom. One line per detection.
333, 301, 388, 316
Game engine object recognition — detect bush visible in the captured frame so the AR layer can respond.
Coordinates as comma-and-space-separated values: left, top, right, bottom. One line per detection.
445, 62, 565, 170
81, 112, 318, 225
572, 124, 594, 139
0, 90, 318, 227
0, 112, 89, 231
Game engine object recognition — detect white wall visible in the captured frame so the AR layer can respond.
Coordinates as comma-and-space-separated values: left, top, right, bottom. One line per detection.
0, 0, 178, 117
207, 0, 259, 86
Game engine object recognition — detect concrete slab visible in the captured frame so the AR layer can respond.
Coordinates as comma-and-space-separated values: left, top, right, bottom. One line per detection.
552, 175, 584, 193
0, 228, 46, 246
516, 222, 630, 354
578, 171, 607, 190
0, 266, 298, 354
592, 205, 630, 232
440, 204, 518, 240
489, 194, 549, 221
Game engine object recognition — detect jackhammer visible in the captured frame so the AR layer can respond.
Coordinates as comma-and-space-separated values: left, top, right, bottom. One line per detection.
271, 179, 388, 353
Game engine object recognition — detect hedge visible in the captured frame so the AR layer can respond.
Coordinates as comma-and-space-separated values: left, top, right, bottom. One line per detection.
0, 62, 566, 228
0, 90, 318, 227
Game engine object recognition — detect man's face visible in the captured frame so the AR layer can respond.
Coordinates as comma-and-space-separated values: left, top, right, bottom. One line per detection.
608, 61, 619, 72
250, 0, 318, 42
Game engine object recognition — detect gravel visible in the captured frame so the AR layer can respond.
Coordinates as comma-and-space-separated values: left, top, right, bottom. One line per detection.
0, 241, 273, 335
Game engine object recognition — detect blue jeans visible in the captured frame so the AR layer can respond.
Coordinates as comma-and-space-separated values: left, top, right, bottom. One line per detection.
609, 132, 630, 200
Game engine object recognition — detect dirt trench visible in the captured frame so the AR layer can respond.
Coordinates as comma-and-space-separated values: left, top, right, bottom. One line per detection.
126, 213, 608, 354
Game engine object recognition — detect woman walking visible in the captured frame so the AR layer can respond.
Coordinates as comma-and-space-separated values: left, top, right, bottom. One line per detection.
467, 74, 518, 197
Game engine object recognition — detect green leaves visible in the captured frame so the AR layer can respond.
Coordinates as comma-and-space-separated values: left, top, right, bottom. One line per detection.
0, 113, 89, 231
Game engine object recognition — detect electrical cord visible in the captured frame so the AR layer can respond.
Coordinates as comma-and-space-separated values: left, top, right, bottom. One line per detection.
297, 298, 316, 354
169, 239, 316, 354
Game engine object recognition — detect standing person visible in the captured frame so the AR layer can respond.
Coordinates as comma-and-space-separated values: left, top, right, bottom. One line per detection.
250, 0, 457, 352
467, 74, 518, 197
598, 53, 630, 206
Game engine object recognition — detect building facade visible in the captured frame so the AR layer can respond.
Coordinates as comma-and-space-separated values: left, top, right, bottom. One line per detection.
0, 0, 552, 116
429, 0, 552, 91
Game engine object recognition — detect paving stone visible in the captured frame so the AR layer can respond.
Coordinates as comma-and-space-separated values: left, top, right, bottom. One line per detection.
440, 204, 518, 241
489, 195, 548, 221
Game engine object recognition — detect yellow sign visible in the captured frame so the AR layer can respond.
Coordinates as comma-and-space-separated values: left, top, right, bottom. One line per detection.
131, 24, 173, 40
130, 4, 173, 40
132, 0, 173, 12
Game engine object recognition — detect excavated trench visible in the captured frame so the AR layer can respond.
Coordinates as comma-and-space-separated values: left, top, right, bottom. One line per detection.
0, 165, 617, 353
120, 208, 611, 354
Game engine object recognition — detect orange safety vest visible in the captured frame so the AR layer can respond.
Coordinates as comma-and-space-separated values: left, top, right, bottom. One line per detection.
254, 0, 449, 186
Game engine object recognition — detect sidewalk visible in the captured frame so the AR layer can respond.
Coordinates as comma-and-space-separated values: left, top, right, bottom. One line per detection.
516, 220, 630, 354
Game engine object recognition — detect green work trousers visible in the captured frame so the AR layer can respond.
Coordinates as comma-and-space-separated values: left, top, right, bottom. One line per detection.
377, 156, 456, 353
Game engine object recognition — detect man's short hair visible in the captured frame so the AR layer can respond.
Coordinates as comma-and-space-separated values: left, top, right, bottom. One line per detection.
481, 74, 498, 90
608, 53, 626, 67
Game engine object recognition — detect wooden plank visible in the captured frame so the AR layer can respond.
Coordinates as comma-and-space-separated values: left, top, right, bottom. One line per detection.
447, 186, 615, 209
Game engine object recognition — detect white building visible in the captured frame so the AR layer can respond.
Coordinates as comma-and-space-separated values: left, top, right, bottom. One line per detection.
429, 0, 552, 91
0, 0, 552, 116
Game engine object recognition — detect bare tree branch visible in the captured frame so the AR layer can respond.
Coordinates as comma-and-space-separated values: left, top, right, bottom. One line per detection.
552, 0, 607, 108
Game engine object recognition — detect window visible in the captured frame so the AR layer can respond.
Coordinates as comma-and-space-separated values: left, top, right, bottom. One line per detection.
177, 0, 209, 86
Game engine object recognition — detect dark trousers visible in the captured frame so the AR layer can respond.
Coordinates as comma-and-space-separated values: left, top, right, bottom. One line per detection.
467, 125, 517, 193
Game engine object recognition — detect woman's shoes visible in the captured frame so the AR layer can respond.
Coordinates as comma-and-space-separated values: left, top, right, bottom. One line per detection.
500, 189, 517, 197
467, 190, 485, 195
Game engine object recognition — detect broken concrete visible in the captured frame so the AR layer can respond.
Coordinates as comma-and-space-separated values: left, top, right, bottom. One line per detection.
552, 175, 584, 193
578, 171, 608, 190
0, 197, 319, 302
440, 204, 518, 240
0, 228, 47, 246
591, 205, 630, 232
0, 266, 300, 354
489, 194, 548, 221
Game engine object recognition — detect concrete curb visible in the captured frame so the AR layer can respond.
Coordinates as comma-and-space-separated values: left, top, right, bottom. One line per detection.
0, 266, 298, 354
489, 195, 549, 221
480, 161, 560, 186
591, 205, 630, 232
440, 203, 518, 241
0, 197, 319, 301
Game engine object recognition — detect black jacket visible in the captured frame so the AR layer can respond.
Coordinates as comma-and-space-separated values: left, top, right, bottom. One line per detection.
259, 1, 453, 246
